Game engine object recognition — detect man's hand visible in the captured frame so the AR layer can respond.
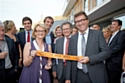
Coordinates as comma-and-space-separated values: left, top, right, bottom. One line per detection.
0, 52, 7, 59
78, 56, 90, 64
65, 80, 70, 83
52, 71, 57, 78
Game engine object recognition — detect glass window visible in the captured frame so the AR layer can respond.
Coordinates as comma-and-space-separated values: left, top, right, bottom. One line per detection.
84, 0, 88, 14
96, 0, 104, 6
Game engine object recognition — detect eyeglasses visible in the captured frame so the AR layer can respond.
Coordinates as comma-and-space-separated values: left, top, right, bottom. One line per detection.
75, 18, 87, 24
35, 30, 45, 33
62, 28, 71, 31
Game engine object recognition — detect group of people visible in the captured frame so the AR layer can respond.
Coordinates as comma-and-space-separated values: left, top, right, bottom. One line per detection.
0, 11, 125, 83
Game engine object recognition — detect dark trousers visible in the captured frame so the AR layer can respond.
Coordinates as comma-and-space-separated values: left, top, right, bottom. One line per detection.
58, 66, 67, 83
76, 69, 92, 83
5, 68, 16, 83
107, 69, 122, 83
16, 67, 22, 83
49, 69, 53, 83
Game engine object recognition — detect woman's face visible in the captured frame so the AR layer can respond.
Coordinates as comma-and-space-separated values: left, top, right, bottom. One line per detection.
102, 30, 110, 38
11, 25, 16, 34
55, 27, 62, 37
35, 26, 46, 39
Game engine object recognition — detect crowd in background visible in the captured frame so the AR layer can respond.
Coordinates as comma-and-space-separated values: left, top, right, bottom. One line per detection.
0, 11, 125, 83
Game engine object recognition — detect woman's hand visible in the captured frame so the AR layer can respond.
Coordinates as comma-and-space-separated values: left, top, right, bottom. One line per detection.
44, 61, 52, 70
30, 50, 37, 58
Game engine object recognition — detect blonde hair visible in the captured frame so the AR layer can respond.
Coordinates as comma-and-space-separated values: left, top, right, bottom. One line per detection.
54, 25, 61, 37
102, 26, 112, 35
3, 20, 15, 33
32, 24, 48, 38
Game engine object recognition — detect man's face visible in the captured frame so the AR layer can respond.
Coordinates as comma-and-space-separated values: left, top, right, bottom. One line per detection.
0, 26, 5, 40
75, 14, 89, 33
44, 18, 53, 30
93, 24, 100, 30
23, 20, 32, 31
62, 24, 72, 37
111, 21, 120, 32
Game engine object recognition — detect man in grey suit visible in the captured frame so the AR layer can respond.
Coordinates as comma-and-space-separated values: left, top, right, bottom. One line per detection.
68, 11, 110, 83
52, 22, 72, 83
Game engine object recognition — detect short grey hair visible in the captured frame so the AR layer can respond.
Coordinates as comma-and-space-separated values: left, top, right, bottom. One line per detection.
0, 20, 4, 28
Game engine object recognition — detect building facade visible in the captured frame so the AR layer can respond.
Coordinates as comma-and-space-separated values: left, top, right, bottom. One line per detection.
62, 0, 125, 29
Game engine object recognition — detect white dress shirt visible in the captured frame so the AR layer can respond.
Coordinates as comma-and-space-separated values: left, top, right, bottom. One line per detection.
77, 28, 89, 69
56, 36, 71, 64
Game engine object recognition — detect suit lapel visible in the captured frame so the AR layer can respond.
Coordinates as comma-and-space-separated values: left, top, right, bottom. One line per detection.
23, 31, 26, 44
85, 29, 93, 54
108, 31, 120, 46
61, 37, 64, 54
5, 37, 11, 56
74, 33, 78, 55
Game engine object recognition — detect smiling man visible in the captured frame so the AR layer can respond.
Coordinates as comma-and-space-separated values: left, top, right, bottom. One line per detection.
52, 22, 72, 83
68, 11, 110, 83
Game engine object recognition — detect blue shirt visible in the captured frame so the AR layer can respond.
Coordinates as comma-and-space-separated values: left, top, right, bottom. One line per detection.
45, 31, 52, 44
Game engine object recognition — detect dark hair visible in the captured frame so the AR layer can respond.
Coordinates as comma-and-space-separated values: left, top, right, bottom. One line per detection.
112, 19, 122, 26
72, 25, 77, 29
74, 11, 88, 20
60, 21, 72, 30
43, 16, 54, 23
93, 23, 100, 26
22, 17, 32, 24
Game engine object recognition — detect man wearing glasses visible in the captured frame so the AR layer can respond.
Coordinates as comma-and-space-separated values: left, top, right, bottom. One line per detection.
68, 11, 110, 83
52, 22, 72, 83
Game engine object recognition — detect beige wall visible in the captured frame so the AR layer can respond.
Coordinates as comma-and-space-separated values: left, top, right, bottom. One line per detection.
66, 0, 83, 20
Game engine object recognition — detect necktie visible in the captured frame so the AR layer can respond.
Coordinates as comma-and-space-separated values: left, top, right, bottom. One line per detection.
81, 33, 88, 73
27, 31, 30, 42
64, 38, 69, 66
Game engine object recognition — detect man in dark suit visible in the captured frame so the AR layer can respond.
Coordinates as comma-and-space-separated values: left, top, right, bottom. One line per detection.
52, 22, 72, 83
106, 19, 125, 83
17, 17, 33, 81
17, 17, 33, 54
68, 11, 110, 83
44, 16, 55, 52
0, 21, 19, 83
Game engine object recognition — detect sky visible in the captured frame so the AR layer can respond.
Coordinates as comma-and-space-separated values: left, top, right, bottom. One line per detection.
0, 0, 65, 29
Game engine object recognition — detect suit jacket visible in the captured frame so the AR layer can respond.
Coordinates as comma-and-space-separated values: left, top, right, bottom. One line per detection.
17, 31, 34, 55
68, 29, 110, 83
52, 37, 70, 80
0, 37, 19, 82
106, 31, 125, 71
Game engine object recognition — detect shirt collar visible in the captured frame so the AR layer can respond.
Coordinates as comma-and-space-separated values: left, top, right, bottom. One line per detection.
64, 35, 71, 39
25, 29, 32, 34
78, 27, 89, 35
112, 30, 119, 36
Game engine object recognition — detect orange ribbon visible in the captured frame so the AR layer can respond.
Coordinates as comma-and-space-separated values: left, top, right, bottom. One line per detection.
37, 50, 83, 61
